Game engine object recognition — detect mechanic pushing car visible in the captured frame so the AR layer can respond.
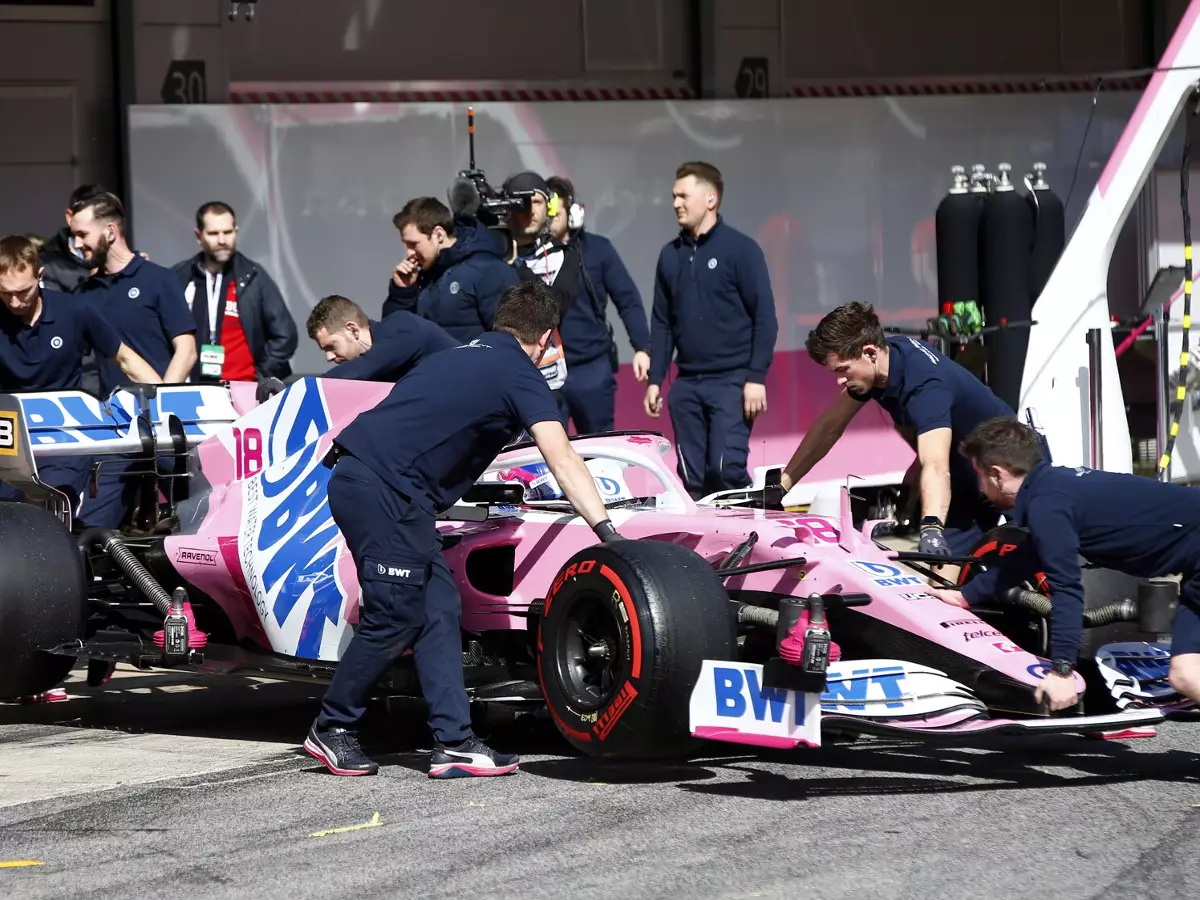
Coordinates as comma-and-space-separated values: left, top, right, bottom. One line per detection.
0, 234, 162, 511
305, 280, 625, 778
780, 301, 1020, 557
927, 417, 1200, 712
306, 293, 456, 382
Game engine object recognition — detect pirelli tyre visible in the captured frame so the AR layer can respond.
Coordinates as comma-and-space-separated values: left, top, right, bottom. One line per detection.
536, 538, 737, 759
0, 501, 87, 699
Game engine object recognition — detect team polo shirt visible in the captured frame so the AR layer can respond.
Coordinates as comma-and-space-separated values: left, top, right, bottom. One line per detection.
0, 290, 121, 392
851, 334, 1014, 487
77, 255, 196, 393
321, 311, 457, 382
334, 330, 562, 514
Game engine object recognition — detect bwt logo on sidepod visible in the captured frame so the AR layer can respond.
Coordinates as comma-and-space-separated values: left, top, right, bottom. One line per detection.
849, 559, 923, 588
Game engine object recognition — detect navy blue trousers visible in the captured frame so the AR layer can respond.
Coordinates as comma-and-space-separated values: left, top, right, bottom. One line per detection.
76, 453, 182, 529
668, 372, 753, 499
0, 455, 93, 513
557, 355, 615, 435
316, 455, 471, 743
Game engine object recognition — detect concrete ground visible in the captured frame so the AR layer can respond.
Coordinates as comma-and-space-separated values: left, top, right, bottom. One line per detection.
2, 664, 1200, 900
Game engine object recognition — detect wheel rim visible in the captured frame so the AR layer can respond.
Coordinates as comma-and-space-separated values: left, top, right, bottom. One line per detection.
551, 589, 626, 712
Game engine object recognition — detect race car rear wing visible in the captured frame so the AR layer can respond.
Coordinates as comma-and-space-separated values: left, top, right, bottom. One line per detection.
3, 385, 239, 459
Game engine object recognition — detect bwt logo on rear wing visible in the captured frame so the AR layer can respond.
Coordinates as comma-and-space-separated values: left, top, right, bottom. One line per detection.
2, 386, 238, 459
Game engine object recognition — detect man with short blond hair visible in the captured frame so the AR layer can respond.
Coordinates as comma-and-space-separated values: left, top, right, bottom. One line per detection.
306, 293, 455, 382
645, 161, 778, 498
0, 234, 160, 513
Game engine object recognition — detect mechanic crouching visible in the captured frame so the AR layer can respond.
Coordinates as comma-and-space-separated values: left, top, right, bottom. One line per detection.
781, 302, 1022, 558
928, 417, 1200, 711
305, 280, 625, 778
306, 294, 456, 382
0, 235, 162, 514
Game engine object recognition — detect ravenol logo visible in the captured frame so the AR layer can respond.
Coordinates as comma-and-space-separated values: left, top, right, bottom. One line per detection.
849, 559, 923, 588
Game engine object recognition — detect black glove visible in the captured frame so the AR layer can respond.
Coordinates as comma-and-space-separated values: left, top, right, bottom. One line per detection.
256, 377, 287, 403
918, 519, 951, 556
593, 519, 627, 544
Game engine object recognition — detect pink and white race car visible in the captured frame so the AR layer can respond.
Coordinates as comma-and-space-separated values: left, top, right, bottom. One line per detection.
0, 377, 1190, 756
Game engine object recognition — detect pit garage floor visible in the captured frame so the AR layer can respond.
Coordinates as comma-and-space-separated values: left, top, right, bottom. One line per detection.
3, 536, 1200, 900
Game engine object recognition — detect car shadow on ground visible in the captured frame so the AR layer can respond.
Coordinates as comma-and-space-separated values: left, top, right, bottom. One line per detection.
520, 732, 1200, 798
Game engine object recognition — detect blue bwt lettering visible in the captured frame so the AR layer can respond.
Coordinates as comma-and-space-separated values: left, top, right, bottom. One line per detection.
712, 666, 804, 725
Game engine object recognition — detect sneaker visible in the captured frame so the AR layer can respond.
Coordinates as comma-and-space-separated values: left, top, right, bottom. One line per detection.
303, 723, 379, 776
429, 736, 519, 778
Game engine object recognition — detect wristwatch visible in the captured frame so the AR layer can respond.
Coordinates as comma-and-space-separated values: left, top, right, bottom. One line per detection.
921, 516, 943, 528
1051, 658, 1075, 677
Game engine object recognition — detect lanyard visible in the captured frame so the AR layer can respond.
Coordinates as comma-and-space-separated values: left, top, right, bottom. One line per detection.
204, 270, 222, 343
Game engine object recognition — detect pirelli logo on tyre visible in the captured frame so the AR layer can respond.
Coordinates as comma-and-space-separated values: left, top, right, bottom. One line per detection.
0, 410, 19, 456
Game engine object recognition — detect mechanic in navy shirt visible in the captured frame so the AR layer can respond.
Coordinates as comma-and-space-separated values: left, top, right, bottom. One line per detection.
0, 235, 161, 510
645, 162, 778, 499
305, 281, 624, 779
929, 417, 1200, 712
305, 293, 456, 381
781, 301, 1019, 557
69, 192, 198, 530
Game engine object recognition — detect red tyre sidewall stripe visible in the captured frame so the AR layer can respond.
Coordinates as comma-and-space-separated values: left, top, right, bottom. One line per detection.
600, 563, 642, 678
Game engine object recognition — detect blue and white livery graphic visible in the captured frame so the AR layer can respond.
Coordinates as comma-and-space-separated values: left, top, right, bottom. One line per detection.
237, 379, 350, 662
13, 386, 237, 457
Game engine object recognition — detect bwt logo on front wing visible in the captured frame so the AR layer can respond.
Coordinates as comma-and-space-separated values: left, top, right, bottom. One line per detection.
849, 560, 923, 588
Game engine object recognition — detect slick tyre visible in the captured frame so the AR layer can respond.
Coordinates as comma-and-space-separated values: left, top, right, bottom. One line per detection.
536, 539, 737, 759
0, 502, 87, 698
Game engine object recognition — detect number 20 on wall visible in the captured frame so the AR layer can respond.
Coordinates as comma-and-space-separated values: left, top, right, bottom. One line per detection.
232, 427, 263, 479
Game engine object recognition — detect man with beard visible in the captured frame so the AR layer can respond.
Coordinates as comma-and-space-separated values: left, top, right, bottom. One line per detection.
381, 196, 519, 340
71, 191, 198, 529
171, 201, 297, 384
37, 183, 107, 293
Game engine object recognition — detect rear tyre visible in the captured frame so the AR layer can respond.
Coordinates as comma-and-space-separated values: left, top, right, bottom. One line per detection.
536, 539, 737, 759
0, 503, 87, 699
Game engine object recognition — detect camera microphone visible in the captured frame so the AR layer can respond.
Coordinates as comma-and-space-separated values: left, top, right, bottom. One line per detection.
449, 176, 481, 216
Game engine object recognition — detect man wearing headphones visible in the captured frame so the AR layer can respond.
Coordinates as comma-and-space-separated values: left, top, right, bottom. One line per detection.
645, 161, 779, 499
538, 176, 651, 433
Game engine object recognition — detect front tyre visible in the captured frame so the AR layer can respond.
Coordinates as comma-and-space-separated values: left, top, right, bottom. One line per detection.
536, 539, 737, 759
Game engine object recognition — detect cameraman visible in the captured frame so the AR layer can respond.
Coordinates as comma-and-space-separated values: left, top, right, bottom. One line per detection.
539, 176, 650, 433
382, 197, 518, 341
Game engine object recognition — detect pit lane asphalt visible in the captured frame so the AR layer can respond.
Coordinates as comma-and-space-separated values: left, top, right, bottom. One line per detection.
2, 667, 1199, 900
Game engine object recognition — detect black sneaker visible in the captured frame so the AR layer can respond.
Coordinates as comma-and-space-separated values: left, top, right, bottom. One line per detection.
429, 736, 519, 778
304, 723, 379, 776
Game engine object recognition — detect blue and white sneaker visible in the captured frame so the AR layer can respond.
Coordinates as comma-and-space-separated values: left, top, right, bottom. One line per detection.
429, 736, 519, 778
304, 724, 379, 776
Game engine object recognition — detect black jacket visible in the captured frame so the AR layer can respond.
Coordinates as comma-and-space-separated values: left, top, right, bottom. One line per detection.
38, 227, 94, 293
171, 250, 298, 381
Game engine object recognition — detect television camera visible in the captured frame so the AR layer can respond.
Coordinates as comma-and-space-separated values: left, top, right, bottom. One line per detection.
448, 107, 536, 229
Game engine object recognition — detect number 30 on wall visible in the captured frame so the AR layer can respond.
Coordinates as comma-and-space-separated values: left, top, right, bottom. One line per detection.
232, 426, 263, 479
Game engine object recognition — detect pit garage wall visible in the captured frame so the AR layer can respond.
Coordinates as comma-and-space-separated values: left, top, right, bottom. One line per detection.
127, 92, 1141, 486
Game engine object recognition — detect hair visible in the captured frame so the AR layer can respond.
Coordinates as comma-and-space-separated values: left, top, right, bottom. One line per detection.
70, 190, 125, 228
69, 183, 107, 208
306, 294, 368, 339
24, 233, 45, 252
675, 161, 724, 205
492, 280, 562, 344
0, 234, 40, 275
393, 197, 453, 236
546, 175, 575, 209
959, 417, 1045, 476
805, 301, 887, 364
196, 201, 237, 230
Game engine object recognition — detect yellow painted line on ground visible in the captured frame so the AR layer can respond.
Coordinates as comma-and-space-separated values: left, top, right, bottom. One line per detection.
309, 812, 383, 837
0, 861, 43, 868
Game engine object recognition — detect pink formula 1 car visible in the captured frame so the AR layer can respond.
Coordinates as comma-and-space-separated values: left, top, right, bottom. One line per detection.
0, 378, 1191, 756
